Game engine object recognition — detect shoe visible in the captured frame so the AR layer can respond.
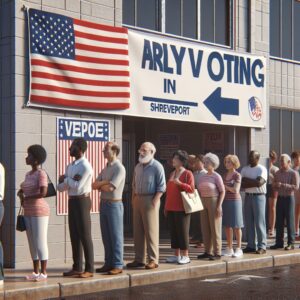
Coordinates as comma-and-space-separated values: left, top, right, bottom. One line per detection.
26, 272, 40, 280
209, 255, 221, 261
197, 253, 211, 259
96, 265, 113, 273
108, 268, 123, 275
166, 256, 180, 263
178, 256, 190, 265
284, 244, 295, 250
126, 261, 145, 268
34, 273, 47, 282
63, 270, 83, 277
270, 244, 284, 250
256, 248, 266, 254
222, 247, 234, 257
189, 239, 200, 244
243, 247, 256, 253
145, 261, 158, 269
232, 248, 243, 258
77, 272, 94, 278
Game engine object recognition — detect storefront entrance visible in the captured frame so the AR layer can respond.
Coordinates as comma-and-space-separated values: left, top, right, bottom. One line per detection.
122, 116, 249, 235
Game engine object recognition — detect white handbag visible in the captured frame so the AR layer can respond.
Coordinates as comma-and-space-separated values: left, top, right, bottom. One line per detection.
181, 189, 203, 214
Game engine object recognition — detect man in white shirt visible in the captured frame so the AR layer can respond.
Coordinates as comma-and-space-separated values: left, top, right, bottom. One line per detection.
241, 150, 268, 254
57, 138, 94, 278
0, 163, 5, 284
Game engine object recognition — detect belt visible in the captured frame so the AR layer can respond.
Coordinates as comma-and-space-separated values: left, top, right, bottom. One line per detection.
101, 198, 122, 202
245, 193, 265, 196
69, 193, 90, 200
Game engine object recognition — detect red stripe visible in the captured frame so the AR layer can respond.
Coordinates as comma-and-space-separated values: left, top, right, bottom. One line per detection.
74, 18, 127, 34
76, 43, 128, 55
32, 83, 130, 98
75, 30, 128, 45
31, 95, 130, 109
31, 59, 129, 76
32, 71, 130, 87
75, 55, 129, 66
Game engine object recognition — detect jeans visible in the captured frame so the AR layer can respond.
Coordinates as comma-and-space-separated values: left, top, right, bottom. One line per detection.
0, 202, 4, 280
275, 196, 295, 246
244, 194, 267, 250
100, 200, 124, 269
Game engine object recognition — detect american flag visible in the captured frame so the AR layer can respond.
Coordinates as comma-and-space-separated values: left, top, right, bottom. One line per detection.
57, 117, 109, 215
28, 8, 130, 110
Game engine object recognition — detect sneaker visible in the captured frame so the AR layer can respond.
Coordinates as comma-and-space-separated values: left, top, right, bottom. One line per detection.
222, 247, 234, 257
209, 255, 221, 261
197, 252, 211, 259
284, 244, 295, 251
256, 248, 266, 254
232, 248, 243, 258
166, 256, 180, 263
34, 273, 47, 282
270, 244, 284, 250
26, 272, 40, 280
178, 256, 190, 265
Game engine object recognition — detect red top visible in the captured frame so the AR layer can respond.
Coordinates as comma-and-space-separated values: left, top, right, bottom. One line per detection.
165, 169, 195, 212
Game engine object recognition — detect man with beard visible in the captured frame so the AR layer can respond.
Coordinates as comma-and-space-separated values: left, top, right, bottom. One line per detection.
92, 142, 126, 275
57, 137, 94, 278
241, 150, 268, 254
127, 142, 166, 270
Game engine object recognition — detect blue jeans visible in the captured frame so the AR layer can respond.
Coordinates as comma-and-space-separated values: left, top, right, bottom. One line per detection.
0, 202, 4, 280
100, 200, 124, 269
244, 194, 267, 250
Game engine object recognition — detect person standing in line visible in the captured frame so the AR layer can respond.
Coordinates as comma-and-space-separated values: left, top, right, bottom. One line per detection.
267, 150, 279, 237
291, 151, 300, 239
241, 150, 268, 254
0, 163, 5, 285
17, 145, 49, 282
57, 137, 94, 278
164, 150, 195, 265
197, 153, 225, 261
127, 142, 166, 270
270, 154, 299, 250
192, 154, 207, 248
92, 142, 126, 275
222, 155, 244, 258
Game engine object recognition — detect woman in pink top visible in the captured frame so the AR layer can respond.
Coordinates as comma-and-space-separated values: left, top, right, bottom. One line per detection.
17, 145, 49, 282
197, 153, 225, 261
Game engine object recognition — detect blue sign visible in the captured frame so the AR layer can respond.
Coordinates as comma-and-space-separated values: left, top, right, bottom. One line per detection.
58, 118, 109, 141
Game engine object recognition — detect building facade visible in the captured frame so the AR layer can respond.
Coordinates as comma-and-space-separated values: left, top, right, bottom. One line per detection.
0, 0, 294, 268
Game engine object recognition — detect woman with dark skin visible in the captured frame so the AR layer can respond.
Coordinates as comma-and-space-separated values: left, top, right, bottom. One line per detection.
17, 145, 49, 281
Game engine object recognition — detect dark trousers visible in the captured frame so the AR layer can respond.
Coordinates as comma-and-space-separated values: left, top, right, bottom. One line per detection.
275, 196, 295, 246
190, 211, 202, 242
68, 196, 94, 272
168, 211, 191, 250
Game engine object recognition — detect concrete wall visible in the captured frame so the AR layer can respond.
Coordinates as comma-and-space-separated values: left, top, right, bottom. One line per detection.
0, 0, 123, 268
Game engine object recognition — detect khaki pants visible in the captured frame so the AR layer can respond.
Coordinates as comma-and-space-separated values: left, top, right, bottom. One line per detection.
133, 195, 160, 264
200, 197, 222, 256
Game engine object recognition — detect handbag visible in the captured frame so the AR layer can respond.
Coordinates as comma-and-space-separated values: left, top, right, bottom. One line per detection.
16, 207, 26, 232
180, 172, 203, 214
45, 173, 56, 198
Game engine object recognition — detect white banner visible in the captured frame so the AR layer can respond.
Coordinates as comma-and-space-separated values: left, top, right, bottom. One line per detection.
120, 29, 266, 128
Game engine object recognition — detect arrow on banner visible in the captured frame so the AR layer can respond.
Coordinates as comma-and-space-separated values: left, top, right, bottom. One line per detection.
203, 87, 239, 121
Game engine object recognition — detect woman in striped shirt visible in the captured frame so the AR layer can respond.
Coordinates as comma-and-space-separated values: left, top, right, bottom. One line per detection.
17, 145, 49, 282
222, 155, 244, 258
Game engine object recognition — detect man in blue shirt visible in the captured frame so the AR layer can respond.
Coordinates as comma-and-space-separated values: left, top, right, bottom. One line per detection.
127, 142, 166, 270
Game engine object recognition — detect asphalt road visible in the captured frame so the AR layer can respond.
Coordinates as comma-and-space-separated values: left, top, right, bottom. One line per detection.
60, 265, 300, 300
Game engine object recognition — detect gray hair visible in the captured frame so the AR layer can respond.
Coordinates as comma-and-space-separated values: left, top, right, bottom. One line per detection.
281, 153, 291, 162
142, 142, 156, 154
204, 152, 220, 169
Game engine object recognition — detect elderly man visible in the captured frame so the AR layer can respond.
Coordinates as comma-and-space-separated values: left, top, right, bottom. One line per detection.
127, 142, 166, 269
271, 154, 299, 250
92, 142, 126, 275
241, 150, 268, 254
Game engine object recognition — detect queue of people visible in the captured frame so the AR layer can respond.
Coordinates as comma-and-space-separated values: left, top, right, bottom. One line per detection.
0, 139, 298, 283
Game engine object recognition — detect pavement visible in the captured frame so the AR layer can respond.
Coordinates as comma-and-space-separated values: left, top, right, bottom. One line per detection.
2, 238, 300, 300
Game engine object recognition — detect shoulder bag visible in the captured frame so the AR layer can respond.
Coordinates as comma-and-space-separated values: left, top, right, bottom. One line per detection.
16, 207, 26, 232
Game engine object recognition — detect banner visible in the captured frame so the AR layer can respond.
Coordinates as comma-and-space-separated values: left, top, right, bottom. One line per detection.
56, 117, 109, 215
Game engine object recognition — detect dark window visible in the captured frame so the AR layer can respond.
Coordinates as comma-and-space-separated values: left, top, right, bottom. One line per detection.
183, 0, 197, 39
201, 0, 214, 43
165, 0, 181, 36
215, 0, 229, 45
270, 109, 281, 155
281, 110, 292, 154
270, 0, 280, 57
294, 1, 300, 61
123, 0, 135, 26
293, 111, 300, 150
281, 0, 292, 59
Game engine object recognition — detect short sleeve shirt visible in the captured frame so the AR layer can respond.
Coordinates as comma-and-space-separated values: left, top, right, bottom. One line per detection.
241, 164, 268, 194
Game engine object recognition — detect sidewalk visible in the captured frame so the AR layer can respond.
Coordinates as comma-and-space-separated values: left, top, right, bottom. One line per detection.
2, 238, 300, 300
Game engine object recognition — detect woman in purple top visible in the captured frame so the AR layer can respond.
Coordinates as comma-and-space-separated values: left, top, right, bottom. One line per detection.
222, 155, 244, 258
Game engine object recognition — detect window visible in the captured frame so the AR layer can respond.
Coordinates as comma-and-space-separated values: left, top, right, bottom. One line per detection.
270, 0, 300, 61
123, 0, 231, 46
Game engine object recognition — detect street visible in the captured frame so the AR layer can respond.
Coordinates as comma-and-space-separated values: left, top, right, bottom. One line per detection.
60, 264, 300, 300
